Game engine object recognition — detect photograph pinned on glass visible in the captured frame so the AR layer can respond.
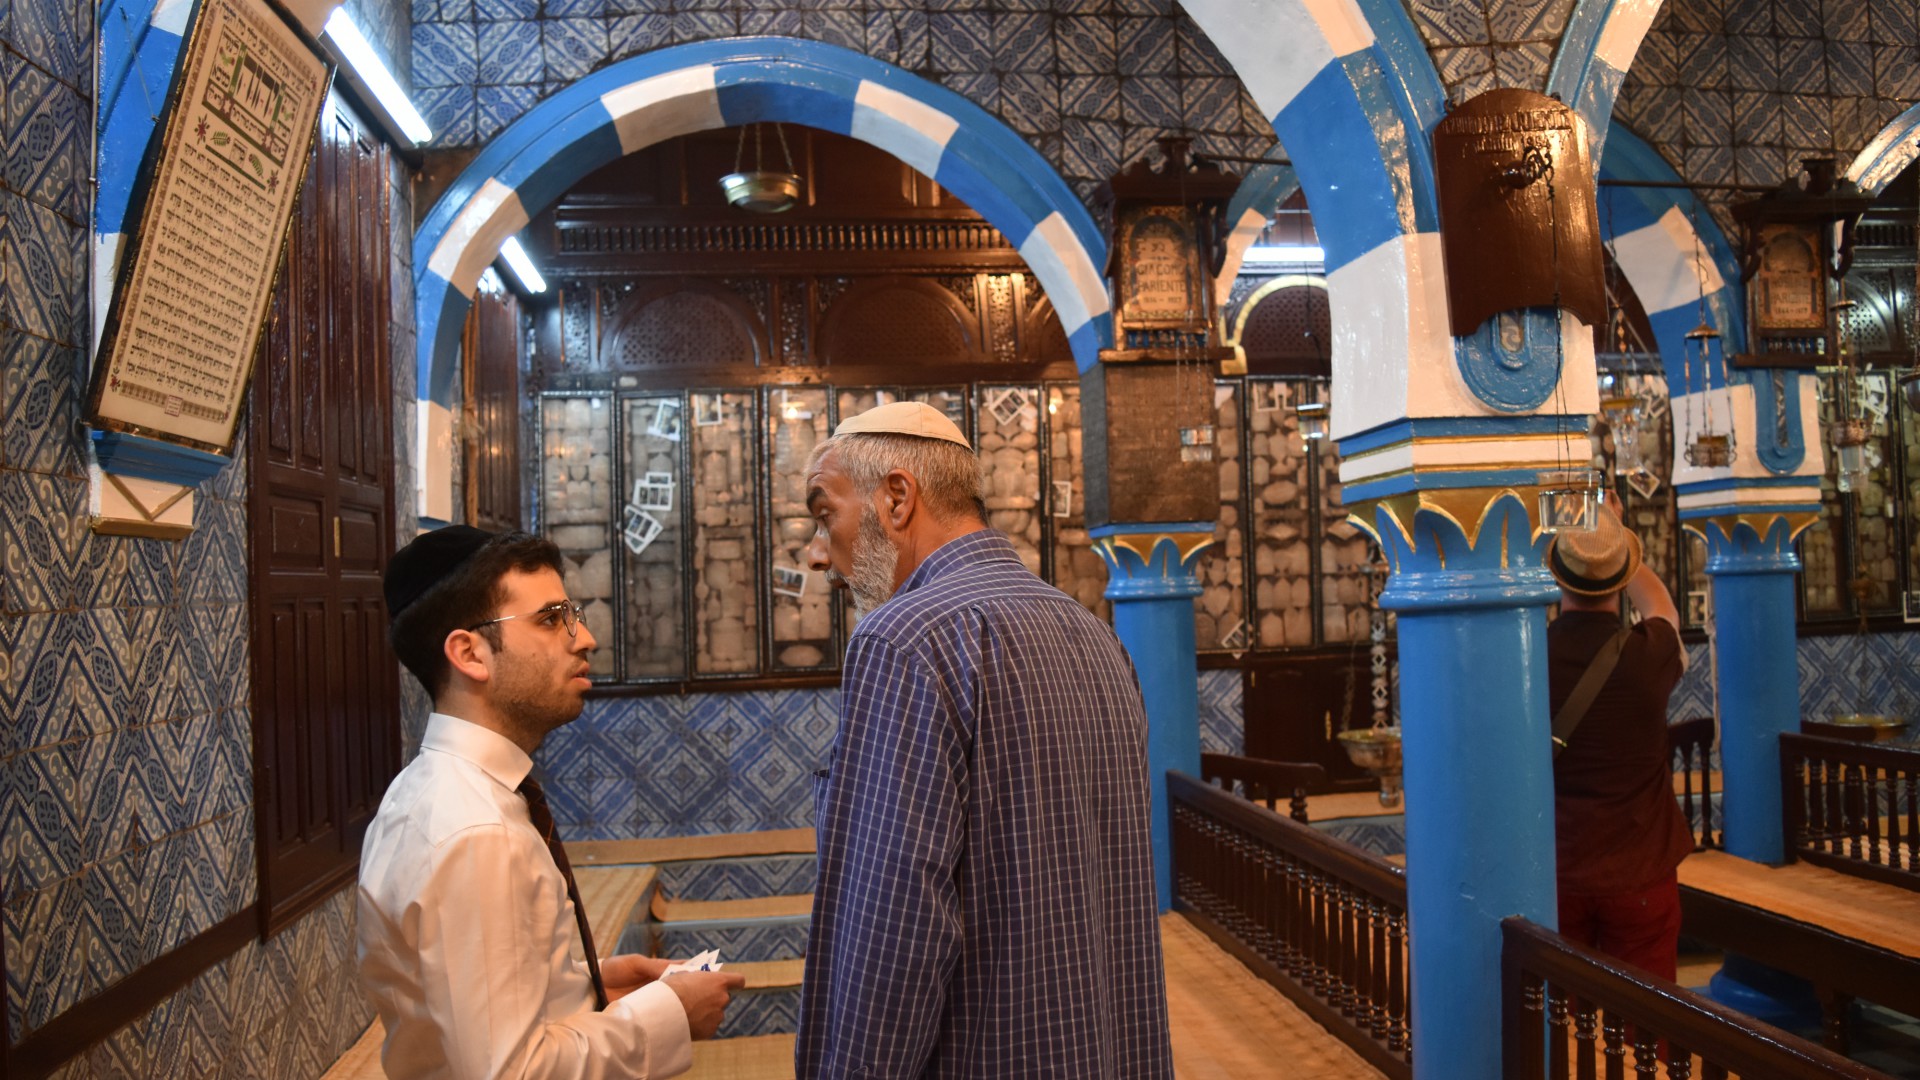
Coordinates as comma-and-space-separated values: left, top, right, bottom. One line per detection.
1051, 479, 1073, 519
771, 565, 807, 599
1218, 617, 1250, 652
1686, 590, 1711, 627
647, 399, 683, 441
633, 472, 674, 513
622, 506, 664, 555
984, 386, 1031, 428
694, 395, 726, 427
1536, 468, 1602, 534
1250, 380, 1283, 414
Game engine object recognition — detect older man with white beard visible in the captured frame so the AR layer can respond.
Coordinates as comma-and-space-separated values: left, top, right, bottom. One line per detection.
794, 402, 1173, 1080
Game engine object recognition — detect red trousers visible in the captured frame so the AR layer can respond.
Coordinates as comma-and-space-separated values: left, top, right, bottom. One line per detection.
1556, 871, 1682, 982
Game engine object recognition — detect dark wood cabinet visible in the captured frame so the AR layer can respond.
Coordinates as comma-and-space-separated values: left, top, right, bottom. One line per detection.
249, 92, 399, 936
463, 276, 523, 533
1242, 649, 1379, 792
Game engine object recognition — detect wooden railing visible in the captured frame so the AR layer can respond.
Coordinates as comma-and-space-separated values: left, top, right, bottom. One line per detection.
1169, 771, 1411, 1078
1199, 752, 1326, 823
1668, 716, 1719, 851
1502, 918, 1885, 1079
1782, 733, 1920, 891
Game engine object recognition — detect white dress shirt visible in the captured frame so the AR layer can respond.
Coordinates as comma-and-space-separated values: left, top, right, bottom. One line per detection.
357, 712, 692, 1080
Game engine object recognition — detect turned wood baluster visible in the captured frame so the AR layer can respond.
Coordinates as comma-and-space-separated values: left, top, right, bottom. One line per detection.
1666, 1045, 1693, 1080
1573, 996, 1599, 1080
1365, 897, 1387, 1039
1632, 1029, 1660, 1077
1517, 974, 1546, 1080
1866, 765, 1884, 867
1547, 985, 1571, 1080
1387, 907, 1409, 1055
1602, 1010, 1627, 1080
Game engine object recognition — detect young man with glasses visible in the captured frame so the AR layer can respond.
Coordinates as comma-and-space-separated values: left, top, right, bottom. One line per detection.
358, 526, 743, 1079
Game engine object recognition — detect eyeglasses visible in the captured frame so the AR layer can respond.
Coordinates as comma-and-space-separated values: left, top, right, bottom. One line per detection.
468, 600, 586, 639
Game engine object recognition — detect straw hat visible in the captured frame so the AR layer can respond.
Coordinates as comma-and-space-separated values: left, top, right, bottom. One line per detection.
833, 401, 972, 449
1545, 510, 1643, 597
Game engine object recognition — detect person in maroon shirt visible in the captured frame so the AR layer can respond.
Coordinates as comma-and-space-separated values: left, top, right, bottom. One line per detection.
1545, 503, 1696, 981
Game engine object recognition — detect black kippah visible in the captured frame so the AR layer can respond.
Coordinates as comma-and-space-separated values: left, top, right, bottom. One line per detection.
384, 525, 496, 617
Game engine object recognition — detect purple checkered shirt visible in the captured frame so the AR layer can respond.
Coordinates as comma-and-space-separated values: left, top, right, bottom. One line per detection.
797, 529, 1173, 1079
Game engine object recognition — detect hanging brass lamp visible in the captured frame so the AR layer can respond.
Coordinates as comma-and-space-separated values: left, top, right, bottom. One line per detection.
720, 122, 804, 213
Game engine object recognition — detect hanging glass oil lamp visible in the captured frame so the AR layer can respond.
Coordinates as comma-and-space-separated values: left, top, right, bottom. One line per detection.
1682, 321, 1734, 467
1827, 295, 1872, 493
720, 122, 804, 213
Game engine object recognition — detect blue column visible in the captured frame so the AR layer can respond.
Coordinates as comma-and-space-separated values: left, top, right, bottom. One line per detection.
1695, 513, 1810, 864
1366, 491, 1561, 1080
1093, 523, 1212, 914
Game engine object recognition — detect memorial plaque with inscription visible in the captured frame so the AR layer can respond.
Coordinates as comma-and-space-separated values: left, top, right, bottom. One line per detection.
1118, 206, 1202, 328
88, 0, 329, 455
1432, 88, 1604, 337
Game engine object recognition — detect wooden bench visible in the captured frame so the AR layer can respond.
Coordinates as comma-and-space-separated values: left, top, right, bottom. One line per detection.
1200, 752, 1327, 823
1677, 849, 1920, 1054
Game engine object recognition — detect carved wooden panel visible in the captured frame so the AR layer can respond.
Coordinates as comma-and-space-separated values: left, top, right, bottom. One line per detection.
600, 283, 765, 369
819, 277, 984, 366
1240, 284, 1332, 376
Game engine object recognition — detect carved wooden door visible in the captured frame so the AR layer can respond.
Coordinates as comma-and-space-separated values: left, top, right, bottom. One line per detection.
248, 92, 398, 934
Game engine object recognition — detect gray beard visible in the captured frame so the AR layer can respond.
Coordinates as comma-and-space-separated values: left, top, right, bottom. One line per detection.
847, 504, 900, 616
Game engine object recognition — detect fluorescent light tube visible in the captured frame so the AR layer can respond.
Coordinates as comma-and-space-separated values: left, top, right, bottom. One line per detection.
1241, 244, 1325, 265
323, 8, 433, 145
499, 236, 547, 294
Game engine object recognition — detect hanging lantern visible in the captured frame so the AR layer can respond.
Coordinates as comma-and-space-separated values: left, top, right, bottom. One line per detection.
1832, 417, 1871, 493
1682, 321, 1734, 467
720, 123, 804, 213
1537, 468, 1603, 534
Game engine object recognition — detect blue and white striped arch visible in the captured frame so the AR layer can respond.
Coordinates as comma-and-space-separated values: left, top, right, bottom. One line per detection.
1547, 0, 1663, 163
1847, 101, 1920, 195
415, 37, 1110, 409
1215, 159, 1300, 305
1597, 125, 1823, 525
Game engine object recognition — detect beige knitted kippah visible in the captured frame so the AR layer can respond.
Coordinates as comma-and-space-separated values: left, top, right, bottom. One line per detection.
833, 401, 972, 450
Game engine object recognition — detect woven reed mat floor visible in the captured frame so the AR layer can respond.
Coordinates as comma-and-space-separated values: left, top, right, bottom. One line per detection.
570, 828, 816, 867
324, 912, 1384, 1079
571, 864, 657, 961
1680, 850, 1920, 959
1162, 912, 1386, 1078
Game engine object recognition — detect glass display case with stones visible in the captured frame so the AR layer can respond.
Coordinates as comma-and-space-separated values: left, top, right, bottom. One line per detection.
766, 387, 835, 671
976, 384, 1045, 578
1317, 443, 1377, 645
1045, 382, 1108, 619
1192, 381, 1245, 650
1802, 372, 1900, 619
540, 395, 618, 678
689, 392, 763, 675
620, 395, 687, 678
1247, 379, 1316, 648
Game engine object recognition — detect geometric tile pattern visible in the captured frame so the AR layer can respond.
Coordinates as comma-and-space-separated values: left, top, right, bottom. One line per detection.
1311, 816, 1408, 860
1198, 668, 1245, 756
1615, 0, 1914, 238
412, 3, 1281, 207
3, 0, 417, 1059
538, 688, 842, 841
649, 918, 810, 966
715, 985, 801, 1040
655, 855, 817, 903
1405, 0, 1578, 103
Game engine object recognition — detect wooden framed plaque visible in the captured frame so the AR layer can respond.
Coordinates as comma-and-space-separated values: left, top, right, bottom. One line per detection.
1116, 205, 1204, 329
87, 0, 330, 456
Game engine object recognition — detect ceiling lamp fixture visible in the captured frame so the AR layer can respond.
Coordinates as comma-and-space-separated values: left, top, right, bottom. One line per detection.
720, 123, 804, 213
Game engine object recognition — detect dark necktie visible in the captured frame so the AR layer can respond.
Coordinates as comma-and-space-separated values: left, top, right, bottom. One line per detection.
518, 776, 610, 1011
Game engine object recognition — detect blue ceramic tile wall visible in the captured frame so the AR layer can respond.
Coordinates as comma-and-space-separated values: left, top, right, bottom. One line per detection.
412, 1, 1281, 210
1406, 0, 1579, 102
1, 0, 414, 1065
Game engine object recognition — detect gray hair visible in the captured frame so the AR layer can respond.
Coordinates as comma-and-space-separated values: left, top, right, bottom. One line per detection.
808, 432, 985, 523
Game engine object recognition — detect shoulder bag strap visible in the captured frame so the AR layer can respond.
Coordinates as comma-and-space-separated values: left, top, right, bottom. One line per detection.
1552, 628, 1631, 759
